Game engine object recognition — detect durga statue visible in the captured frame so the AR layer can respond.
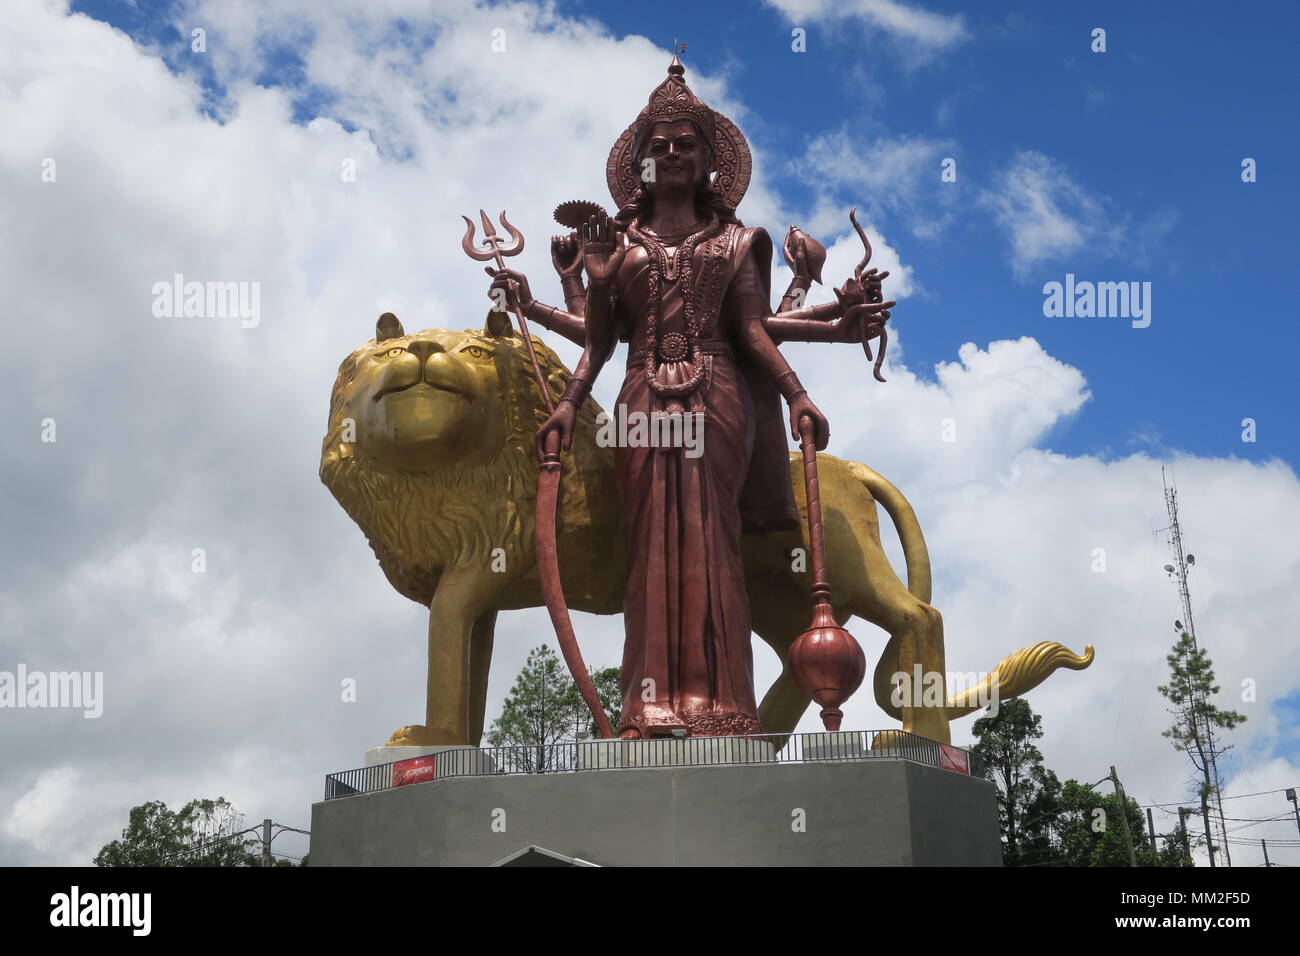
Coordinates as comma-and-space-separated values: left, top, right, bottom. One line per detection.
485, 56, 894, 740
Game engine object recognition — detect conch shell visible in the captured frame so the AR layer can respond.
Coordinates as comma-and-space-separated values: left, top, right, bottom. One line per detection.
783, 225, 826, 283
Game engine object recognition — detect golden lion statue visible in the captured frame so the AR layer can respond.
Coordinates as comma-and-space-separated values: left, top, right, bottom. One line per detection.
322, 311, 1092, 748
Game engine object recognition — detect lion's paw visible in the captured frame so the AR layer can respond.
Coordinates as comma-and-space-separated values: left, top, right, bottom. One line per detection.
386, 724, 467, 747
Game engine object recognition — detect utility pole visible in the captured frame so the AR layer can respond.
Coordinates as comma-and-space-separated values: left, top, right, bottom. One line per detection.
261, 818, 272, 868
1146, 807, 1158, 864
1288, 788, 1300, 837
1110, 766, 1137, 867
1261, 839, 1271, 867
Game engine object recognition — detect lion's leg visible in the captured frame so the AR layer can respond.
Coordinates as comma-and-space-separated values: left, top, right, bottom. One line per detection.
865, 589, 950, 744
750, 575, 815, 737
466, 610, 498, 746
388, 566, 499, 748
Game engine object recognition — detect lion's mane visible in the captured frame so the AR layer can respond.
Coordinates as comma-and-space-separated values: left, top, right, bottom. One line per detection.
319, 326, 602, 607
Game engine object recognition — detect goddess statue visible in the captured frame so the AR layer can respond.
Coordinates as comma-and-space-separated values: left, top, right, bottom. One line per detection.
490, 57, 892, 738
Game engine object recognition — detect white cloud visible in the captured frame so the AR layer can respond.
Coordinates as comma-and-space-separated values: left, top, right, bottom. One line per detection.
978, 149, 1176, 281
980, 150, 1122, 279
796, 127, 958, 240
764, 0, 968, 50
3, 767, 84, 861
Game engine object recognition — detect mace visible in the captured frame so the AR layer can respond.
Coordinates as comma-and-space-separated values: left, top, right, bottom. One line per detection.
788, 413, 867, 731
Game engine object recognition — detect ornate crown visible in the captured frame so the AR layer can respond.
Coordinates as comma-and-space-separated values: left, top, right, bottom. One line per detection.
631, 56, 717, 157
606, 55, 751, 211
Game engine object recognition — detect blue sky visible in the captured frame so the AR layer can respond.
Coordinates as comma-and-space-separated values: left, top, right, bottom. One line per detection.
75, 0, 1300, 467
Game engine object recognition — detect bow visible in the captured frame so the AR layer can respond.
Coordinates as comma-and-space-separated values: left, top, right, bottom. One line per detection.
847, 209, 889, 385
461, 210, 614, 739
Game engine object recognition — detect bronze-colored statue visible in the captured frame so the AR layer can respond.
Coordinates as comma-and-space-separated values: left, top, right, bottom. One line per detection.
322, 57, 1092, 749
495, 57, 879, 739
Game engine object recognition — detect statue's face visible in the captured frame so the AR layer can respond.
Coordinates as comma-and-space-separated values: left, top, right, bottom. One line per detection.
642, 119, 709, 195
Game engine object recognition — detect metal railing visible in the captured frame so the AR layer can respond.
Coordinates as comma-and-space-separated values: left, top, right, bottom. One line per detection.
324, 730, 987, 800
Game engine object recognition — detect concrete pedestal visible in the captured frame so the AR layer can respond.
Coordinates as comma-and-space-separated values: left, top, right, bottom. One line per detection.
310, 754, 1002, 867
576, 735, 777, 769
801, 731, 870, 760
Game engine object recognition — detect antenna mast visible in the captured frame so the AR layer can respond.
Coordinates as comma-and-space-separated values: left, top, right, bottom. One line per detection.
1161, 467, 1232, 866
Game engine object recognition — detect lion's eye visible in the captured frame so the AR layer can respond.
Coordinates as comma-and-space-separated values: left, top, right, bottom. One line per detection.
462, 346, 489, 359
386, 347, 404, 358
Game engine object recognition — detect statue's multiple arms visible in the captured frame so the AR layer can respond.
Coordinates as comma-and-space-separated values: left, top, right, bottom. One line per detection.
730, 254, 831, 450
766, 226, 895, 344
552, 233, 587, 316
765, 267, 894, 344
488, 233, 590, 347
491, 223, 893, 352
776, 232, 815, 314
534, 214, 625, 457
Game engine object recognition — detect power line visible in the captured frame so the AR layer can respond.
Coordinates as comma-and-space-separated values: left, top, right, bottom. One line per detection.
1145, 785, 1299, 808
153, 818, 310, 866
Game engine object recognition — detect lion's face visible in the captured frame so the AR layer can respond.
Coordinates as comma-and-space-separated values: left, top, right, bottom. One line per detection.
335, 321, 509, 473
322, 310, 603, 606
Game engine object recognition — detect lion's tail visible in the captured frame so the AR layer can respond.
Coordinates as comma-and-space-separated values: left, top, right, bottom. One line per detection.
846, 461, 1094, 722
945, 641, 1095, 718
846, 461, 931, 604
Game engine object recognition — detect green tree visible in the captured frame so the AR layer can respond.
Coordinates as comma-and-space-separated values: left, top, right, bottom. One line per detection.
1157, 630, 1246, 866
1156, 818, 1195, 867
94, 798, 260, 867
1051, 780, 1156, 867
570, 666, 622, 740
486, 646, 621, 770
971, 698, 1061, 866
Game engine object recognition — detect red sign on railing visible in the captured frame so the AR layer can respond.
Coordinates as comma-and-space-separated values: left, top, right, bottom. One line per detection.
392, 755, 436, 787
939, 743, 970, 775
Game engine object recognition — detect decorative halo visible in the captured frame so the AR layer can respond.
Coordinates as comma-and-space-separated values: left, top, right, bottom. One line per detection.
605, 111, 751, 211
553, 200, 609, 229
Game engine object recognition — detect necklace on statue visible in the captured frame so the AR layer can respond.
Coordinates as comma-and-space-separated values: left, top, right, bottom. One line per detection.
628, 214, 723, 398
643, 219, 704, 249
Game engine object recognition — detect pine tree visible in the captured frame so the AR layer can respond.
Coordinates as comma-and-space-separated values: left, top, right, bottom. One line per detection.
486, 646, 622, 770
1157, 630, 1245, 865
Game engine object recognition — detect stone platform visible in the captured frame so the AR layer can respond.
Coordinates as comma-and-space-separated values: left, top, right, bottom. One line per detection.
310, 743, 1002, 867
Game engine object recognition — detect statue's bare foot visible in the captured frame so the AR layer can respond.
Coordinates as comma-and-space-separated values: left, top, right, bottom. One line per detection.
386, 724, 466, 747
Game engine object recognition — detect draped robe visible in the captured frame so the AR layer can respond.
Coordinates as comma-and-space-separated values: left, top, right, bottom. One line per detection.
610, 221, 798, 738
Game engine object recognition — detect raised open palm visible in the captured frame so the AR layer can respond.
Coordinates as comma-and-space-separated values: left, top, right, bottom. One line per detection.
582, 213, 627, 287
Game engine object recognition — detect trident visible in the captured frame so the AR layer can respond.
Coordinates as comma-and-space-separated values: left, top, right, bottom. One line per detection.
459, 209, 613, 739
461, 210, 553, 414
